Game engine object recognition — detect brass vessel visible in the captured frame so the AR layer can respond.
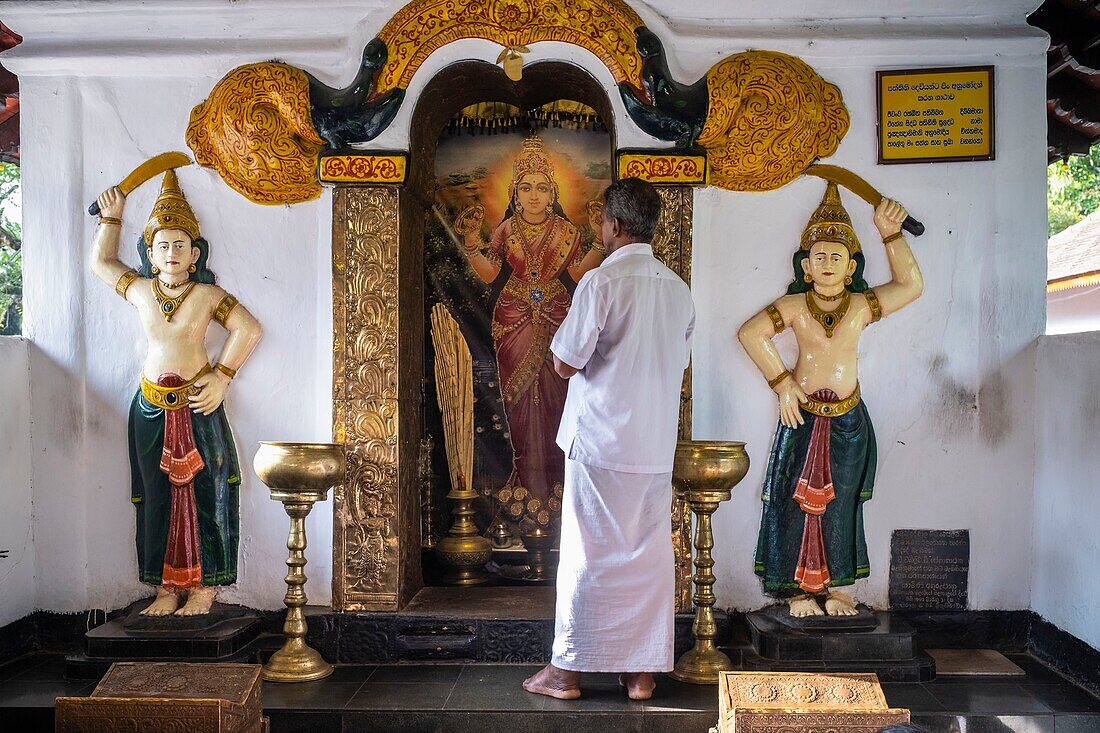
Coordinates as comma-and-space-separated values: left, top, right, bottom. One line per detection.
436, 476, 492, 585
521, 526, 555, 582
253, 441, 345, 682
669, 440, 749, 684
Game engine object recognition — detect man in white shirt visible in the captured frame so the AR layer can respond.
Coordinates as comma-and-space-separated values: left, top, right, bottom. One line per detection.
522, 177, 696, 701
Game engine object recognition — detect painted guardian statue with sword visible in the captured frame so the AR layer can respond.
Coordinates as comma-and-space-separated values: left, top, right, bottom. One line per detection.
738, 179, 923, 617
89, 153, 262, 616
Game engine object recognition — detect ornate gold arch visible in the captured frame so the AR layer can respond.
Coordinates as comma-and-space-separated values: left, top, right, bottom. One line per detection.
374, 0, 648, 101
186, 0, 851, 204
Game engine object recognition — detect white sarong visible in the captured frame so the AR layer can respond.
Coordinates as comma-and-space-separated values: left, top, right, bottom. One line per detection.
551, 458, 675, 672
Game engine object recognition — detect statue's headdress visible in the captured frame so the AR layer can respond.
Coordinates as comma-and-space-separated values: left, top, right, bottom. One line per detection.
800, 181, 860, 254
144, 169, 201, 245
512, 136, 555, 184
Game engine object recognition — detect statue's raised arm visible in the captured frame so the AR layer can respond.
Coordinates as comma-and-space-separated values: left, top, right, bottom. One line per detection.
864, 198, 924, 318
90, 187, 137, 296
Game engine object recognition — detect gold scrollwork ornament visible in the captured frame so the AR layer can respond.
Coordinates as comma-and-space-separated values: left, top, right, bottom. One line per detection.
698, 50, 850, 192
187, 62, 324, 205
375, 0, 647, 99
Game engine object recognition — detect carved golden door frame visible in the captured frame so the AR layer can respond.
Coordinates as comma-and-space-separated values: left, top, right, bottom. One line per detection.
653, 187, 695, 613
332, 187, 416, 611
331, 184, 694, 612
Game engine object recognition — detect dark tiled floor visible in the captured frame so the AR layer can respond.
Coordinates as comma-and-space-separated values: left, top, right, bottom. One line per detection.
0, 652, 1097, 732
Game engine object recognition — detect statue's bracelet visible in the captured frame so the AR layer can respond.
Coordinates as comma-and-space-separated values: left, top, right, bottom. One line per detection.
214, 362, 237, 380
99, 216, 122, 226
767, 369, 792, 390
882, 231, 904, 244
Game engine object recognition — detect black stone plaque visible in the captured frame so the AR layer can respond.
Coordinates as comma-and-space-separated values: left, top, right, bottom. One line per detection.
889, 529, 969, 611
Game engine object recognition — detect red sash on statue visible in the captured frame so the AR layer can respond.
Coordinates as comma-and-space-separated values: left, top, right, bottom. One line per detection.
157, 373, 205, 588
792, 389, 838, 593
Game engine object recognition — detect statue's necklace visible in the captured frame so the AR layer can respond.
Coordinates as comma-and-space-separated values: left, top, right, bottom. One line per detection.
805, 289, 850, 338
812, 288, 845, 302
152, 278, 196, 322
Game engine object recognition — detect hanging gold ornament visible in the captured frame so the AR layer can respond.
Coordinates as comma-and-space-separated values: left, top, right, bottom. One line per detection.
496, 45, 530, 81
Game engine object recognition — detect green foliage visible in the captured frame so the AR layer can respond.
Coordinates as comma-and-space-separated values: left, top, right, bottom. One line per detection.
0, 162, 20, 335
0, 246, 20, 335
1049, 146, 1100, 237
1048, 202, 1082, 238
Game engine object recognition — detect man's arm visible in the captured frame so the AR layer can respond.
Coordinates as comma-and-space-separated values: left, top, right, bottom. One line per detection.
683, 300, 696, 368
550, 275, 607, 379
553, 355, 579, 379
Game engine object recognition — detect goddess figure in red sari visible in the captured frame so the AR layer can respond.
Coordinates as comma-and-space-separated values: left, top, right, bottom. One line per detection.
455, 137, 605, 544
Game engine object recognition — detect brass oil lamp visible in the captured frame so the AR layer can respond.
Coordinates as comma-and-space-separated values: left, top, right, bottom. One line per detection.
669, 440, 749, 684
253, 441, 345, 682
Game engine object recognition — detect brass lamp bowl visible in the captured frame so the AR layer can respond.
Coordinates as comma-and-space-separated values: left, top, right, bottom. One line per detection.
672, 440, 750, 504
253, 441, 345, 503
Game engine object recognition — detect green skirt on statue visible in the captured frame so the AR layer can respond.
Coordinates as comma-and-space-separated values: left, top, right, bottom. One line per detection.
128, 391, 241, 587
754, 402, 876, 597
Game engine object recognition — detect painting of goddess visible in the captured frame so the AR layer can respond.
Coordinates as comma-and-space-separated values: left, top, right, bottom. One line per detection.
452, 136, 605, 538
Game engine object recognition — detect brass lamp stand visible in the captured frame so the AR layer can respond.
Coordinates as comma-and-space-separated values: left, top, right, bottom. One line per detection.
253, 441, 345, 683
669, 440, 749, 684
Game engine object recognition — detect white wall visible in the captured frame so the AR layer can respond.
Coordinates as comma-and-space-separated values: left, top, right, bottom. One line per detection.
0, 0, 1047, 612
1032, 333, 1100, 649
0, 337, 35, 626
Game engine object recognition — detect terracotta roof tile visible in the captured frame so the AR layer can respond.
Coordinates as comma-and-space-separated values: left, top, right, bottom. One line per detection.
1048, 209, 1100, 282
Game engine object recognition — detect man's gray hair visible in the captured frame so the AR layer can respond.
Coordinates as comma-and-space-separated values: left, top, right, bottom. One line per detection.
603, 177, 662, 242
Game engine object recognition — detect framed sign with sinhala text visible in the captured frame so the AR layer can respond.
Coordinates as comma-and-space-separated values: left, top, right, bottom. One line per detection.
877, 66, 994, 164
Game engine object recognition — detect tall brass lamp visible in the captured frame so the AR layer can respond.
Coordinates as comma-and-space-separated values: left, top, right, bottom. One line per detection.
669, 440, 749, 684
253, 441, 345, 682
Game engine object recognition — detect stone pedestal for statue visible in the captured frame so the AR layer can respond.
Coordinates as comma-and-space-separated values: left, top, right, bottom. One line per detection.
64, 600, 262, 680
743, 605, 935, 682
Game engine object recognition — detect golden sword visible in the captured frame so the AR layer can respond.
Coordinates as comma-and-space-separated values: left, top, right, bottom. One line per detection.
87, 151, 192, 215
805, 163, 925, 236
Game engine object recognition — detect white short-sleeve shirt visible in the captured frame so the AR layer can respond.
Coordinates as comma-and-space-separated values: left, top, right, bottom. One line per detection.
551, 243, 695, 474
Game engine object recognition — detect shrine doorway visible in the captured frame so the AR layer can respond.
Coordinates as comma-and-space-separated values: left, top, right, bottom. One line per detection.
419, 68, 614, 587
331, 60, 694, 613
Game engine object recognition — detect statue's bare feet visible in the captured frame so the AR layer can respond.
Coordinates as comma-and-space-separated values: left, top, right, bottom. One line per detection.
522, 664, 581, 700
788, 595, 825, 617
824, 590, 858, 616
175, 586, 216, 616
139, 586, 180, 616
619, 672, 656, 700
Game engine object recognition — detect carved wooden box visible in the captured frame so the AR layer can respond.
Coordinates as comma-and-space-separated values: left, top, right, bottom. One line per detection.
56, 662, 266, 733
716, 671, 910, 733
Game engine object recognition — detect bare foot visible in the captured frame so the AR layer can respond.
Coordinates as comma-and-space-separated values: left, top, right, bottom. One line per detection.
522, 664, 581, 700
824, 590, 858, 616
139, 586, 181, 616
788, 595, 825, 617
175, 586, 216, 616
619, 672, 656, 700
